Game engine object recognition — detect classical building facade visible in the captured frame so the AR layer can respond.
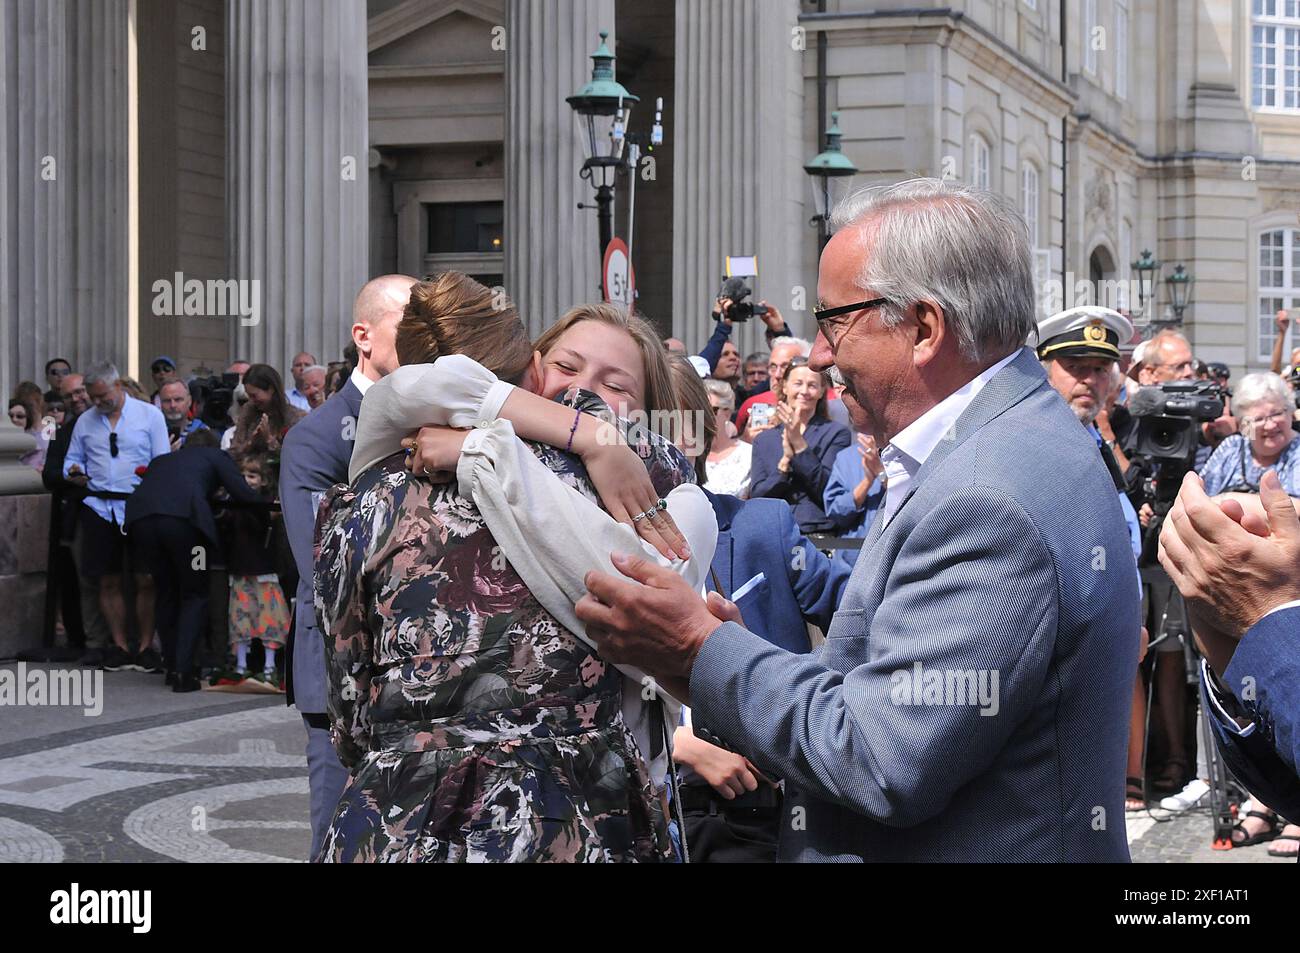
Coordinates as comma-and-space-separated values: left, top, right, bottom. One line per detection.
5, 0, 1300, 398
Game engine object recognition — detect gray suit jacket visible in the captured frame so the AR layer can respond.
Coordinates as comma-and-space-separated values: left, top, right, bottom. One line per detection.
280, 380, 364, 715
689, 348, 1140, 861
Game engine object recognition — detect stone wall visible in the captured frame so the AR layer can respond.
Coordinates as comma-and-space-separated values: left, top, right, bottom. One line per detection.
0, 493, 51, 659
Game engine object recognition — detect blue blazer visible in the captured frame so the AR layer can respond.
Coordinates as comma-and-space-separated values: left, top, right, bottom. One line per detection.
280, 379, 364, 714
822, 444, 886, 568
750, 415, 852, 534
124, 446, 260, 548
1204, 606, 1300, 823
704, 491, 852, 654
689, 348, 1141, 862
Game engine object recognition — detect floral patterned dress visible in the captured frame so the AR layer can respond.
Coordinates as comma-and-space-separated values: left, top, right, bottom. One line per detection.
313, 389, 694, 862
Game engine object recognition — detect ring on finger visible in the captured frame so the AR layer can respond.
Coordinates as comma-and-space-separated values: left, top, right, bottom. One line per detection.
633, 510, 651, 523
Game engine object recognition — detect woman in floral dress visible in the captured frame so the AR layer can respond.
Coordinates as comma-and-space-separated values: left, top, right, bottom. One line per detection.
314, 280, 708, 862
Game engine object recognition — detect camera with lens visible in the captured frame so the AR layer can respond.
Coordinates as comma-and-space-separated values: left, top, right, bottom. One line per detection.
715, 276, 769, 323
191, 373, 240, 429
1123, 379, 1227, 560
1124, 380, 1226, 468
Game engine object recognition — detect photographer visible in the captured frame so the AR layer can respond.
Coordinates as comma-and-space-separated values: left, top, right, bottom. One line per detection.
1116, 329, 1230, 806
702, 289, 791, 380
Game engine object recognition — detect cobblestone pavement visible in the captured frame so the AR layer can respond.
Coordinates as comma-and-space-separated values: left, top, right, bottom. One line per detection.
0, 662, 1293, 863
0, 663, 310, 862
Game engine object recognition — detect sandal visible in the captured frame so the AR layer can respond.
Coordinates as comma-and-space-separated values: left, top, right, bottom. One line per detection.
1231, 809, 1280, 848
1125, 776, 1145, 811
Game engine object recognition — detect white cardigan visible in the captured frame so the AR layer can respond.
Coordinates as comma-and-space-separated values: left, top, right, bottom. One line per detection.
351, 356, 719, 788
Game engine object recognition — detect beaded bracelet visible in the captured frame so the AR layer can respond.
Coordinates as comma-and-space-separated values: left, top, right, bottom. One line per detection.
564, 407, 582, 453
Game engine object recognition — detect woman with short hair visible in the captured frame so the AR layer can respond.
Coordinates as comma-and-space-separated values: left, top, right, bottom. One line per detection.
1199, 372, 1300, 496
702, 379, 751, 497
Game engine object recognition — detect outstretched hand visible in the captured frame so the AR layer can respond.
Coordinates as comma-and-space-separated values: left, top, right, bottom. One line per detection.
576, 552, 724, 693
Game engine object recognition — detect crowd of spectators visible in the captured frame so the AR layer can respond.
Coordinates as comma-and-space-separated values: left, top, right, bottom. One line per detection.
14, 346, 360, 693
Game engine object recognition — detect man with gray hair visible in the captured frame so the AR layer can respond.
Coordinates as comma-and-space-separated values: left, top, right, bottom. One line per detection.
573, 178, 1140, 861
300, 364, 328, 410
735, 336, 812, 441
63, 361, 170, 673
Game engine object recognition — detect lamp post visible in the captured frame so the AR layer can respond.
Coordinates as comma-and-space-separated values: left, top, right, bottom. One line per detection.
1130, 248, 1161, 327
567, 31, 638, 272
804, 111, 858, 250
1165, 263, 1194, 325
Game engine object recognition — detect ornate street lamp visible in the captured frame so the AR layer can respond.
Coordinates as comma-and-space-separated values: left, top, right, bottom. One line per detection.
804, 111, 858, 250
1130, 248, 1162, 325
567, 31, 638, 268
1165, 263, 1194, 324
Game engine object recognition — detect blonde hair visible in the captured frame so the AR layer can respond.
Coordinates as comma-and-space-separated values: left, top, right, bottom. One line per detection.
532, 304, 676, 414
396, 272, 534, 383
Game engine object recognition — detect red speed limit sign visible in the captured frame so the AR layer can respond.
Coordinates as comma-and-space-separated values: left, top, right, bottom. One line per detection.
602, 238, 635, 305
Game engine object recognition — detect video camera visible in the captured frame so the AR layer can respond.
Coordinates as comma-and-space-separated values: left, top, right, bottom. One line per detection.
191, 373, 240, 429
714, 256, 768, 323
715, 277, 769, 323
1124, 380, 1226, 469
1123, 379, 1227, 559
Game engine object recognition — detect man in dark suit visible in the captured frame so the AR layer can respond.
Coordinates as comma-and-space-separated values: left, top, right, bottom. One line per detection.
675, 491, 851, 861
1159, 469, 1300, 824
577, 179, 1140, 861
280, 274, 416, 860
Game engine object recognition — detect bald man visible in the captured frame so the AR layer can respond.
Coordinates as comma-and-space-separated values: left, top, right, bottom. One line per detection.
280, 273, 417, 859
287, 351, 318, 411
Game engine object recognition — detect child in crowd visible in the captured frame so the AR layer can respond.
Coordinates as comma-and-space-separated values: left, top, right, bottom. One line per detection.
219, 451, 291, 688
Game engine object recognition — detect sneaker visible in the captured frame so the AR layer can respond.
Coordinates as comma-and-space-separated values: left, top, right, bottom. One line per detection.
77, 647, 105, 667
1160, 777, 1210, 812
101, 645, 133, 672
254, 669, 282, 690
135, 648, 164, 674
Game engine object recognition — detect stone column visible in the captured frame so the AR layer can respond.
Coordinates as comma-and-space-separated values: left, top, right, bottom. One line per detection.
226, 0, 369, 371
671, 0, 805, 356
1, 0, 69, 397
504, 0, 614, 337
68, 0, 130, 371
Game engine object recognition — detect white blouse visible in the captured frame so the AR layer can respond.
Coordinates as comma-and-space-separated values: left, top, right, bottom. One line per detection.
353, 356, 720, 788
705, 440, 753, 497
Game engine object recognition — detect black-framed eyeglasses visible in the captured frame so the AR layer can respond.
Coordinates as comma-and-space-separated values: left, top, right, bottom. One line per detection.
814, 297, 889, 349
109, 431, 119, 458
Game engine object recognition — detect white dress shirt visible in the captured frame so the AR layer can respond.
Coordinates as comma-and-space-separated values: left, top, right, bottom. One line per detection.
877, 349, 1020, 527
349, 367, 375, 398
287, 387, 311, 411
